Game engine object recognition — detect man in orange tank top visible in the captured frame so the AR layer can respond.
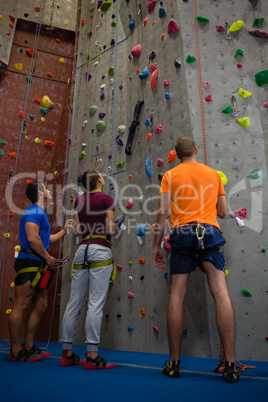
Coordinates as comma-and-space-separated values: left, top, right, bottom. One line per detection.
153, 136, 239, 383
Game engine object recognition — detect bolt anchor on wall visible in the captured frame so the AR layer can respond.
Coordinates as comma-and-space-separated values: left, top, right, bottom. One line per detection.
231, 95, 239, 117
225, 21, 232, 40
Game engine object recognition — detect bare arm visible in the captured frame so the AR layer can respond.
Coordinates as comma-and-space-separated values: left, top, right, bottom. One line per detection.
153, 192, 171, 269
106, 210, 116, 236
217, 195, 228, 218
25, 222, 55, 266
50, 220, 72, 244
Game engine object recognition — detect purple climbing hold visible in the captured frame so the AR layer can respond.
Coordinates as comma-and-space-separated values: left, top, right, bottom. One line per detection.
99, 112, 106, 118
88, 31, 92, 37
111, 38, 115, 46
119, 84, 123, 90
97, 1, 103, 8
102, 75, 105, 79
91, 129, 95, 133
108, 154, 112, 159
85, 72, 92, 81
77, 174, 83, 183
116, 135, 124, 146
100, 93, 105, 100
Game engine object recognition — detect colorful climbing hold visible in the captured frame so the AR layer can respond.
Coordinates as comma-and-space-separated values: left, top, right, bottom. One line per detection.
81, 19, 86, 26
128, 175, 132, 180
117, 264, 122, 271
126, 198, 134, 209
167, 19, 179, 34
216, 25, 225, 32
136, 224, 147, 237
35, 138, 41, 144
116, 135, 123, 146
128, 326, 134, 331
29, 114, 35, 120
204, 81, 211, 88
239, 88, 252, 98
44, 141, 54, 147
155, 124, 162, 134
234, 49, 244, 58
229, 20, 244, 32
108, 67, 114, 76
35, 7, 40, 12
0, 139, 6, 145
40, 107, 50, 116
14, 245, 21, 252
118, 125, 126, 133
41, 118, 45, 122
3, 233, 10, 238
131, 44, 142, 58
145, 119, 150, 126
34, 97, 41, 104
117, 160, 125, 169
19, 111, 24, 118
9, 14, 15, 22
26, 48, 36, 57
161, 33, 165, 40
9, 152, 16, 158
165, 93, 171, 100
205, 95, 212, 102
186, 55, 196, 63
221, 106, 233, 114
249, 168, 261, 179
90, 105, 97, 115
145, 156, 152, 178
174, 59, 181, 68
129, 18, 135, 31
217, 171, 228, 186
231, 208, 247, 219
168, 150, 176, 163
139, 67, 149, 79
128, 292, 134, 298
139, 258, 145, 264
26, 179, 33, 184
96, 121, 106, 131
241, 288, 252, 297
157, 159, 164, 167
147, 133, 152, 141
42, 95, 54, 108
150, 62, 157, 72
252, 18, 264, 27
237, 63, 243, 69
248, 29, 268, 39
59, 58, 64, 64
101, 1, 112, 11
151, 69, 158, 90
79, 151, 86, 159
128, 261, 132, 266
140, 308, 146, 316
263, 101, 268, 108
148, 0, 157, 13
159, 7, 166, 18
255, 69, 268, 87
153, 326, 159, 335
163, 80, 170, 88
196, 16, 210, 22
47, 72, 52, 78
237, 117, 250, 127
14, 63, 23, 71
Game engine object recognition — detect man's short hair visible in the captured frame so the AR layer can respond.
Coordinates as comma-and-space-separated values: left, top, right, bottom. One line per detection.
82, 169, 100, 191
175, 137, 196, 159
26, 180, 44, 204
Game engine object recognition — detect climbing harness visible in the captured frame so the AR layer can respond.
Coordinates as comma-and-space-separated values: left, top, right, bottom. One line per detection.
196, 224, 205, 249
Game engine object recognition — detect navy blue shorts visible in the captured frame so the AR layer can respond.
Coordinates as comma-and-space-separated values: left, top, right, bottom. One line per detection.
169, 224, 226, 275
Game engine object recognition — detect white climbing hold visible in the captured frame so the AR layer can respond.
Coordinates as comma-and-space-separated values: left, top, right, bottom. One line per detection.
82, 120, 88, 128
82, 143, 86, 147
94, 61, 99, 67
110, 79, 114, 85
118, 125, 126, 133
236, 217, 245, 227
100, 84, 106, 89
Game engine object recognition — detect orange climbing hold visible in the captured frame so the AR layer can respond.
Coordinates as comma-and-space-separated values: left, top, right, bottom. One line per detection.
140, 308, 146, 316
50, 202, 54, 206
152, 21, 155, 26
26, 179, 33, 184
143, 18, 148, 27
81, 19, 86, 25
128, 175, 132, 180
161, 33, 165, 40
147, 133, 152, 141
26, 48, 37, 57
9, 152, 16, 158
19, 111, 24, 118
136, 69, 140, 74
47, 72, 52, 78
139, 258, 145, 264
9, 22, 13, 29
44, 140, 55, 147
9, 210, 14, 216
35, 7, 40, 12
151, 69, 158, 90
138, 140, 141, 144
168, 150, 176, 163
56, 38, 61, 43
4, 72, 10, 76
34, 97, 41, 103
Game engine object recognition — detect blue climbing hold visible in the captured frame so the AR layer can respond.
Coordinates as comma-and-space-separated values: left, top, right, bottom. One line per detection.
139, 67, 149, 79
145, 119, 150, 126
165, 93, 171, 99
129, 18, 135, 30
136, 224, 147, 237
159, 7, 166, 18
145, 156, 152, 178
164, 272, 168, 280
112, 13, 116, 19
128, 326, 134, 331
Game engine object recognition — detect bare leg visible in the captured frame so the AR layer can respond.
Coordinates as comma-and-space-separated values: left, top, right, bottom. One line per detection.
201, 261, 236, 362
8, 281, 36, 356
24, 289, 48, 350
167, 273, 190, 362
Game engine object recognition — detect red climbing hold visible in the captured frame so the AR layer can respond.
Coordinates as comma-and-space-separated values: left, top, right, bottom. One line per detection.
237, 63, 243, 69
136, 69, 140, 74
263, 101, 268, 108
9, 152, 16, 158
231, 208, 247, 219
216, 25, 225, 32
248, 29, 268, 39
167, 19, 179, 34
128, 175, 132, 180
131, 44, 142, 58
126, 198, 134, 209
56, 38, 61, 43
151, 69, 158, 90
19, 111, 24, 118
205, 95, 212, 102
148, 0, 157, 13
26, 179, 33, 184
9, 210, 14, 216
157, 159, 164, 167
128, 292, 134, 298
44, 141, 55, 147
34, 97, 41, 103
139, 258, 145, 264
147, 133, 152, 141
163, 80, 170, 87
9, 14, 15, 22
141, 308, 146, 316
117, 264, 122, 271
4, 72, 10, 76
35, 7, 40, 12
47, 72, 52, 78
168, 150, 176, 163
150, 62, 157, 72
155, 124, 162, 134
9, 22, 13, 29
81, 19, 86, 26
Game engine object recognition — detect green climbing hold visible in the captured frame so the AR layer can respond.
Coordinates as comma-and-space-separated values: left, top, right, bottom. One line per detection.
221, 106, 233, 114
186, 55, 196, 64
234, 49, 244, 58
108, 67, 114, 76
26, 76, 32, 83
24, 39, 28, 43
101, 1, 112, 11
241, 288, 252, 297
261, 248, 266, 253
252, 18, 264, 27
255, 69, 268, 87
196, 16, 210, 22
128, 261, 133, 266
40, 107, 50, 116
20, 48, 23, 53
249, 168, 261, 179
96, 120, 106, 131
0, 150, 3, 156
87, 53, 91, 60
90, 7, 95, 12
79, 150, 86, 160
0, 139, 6, 145
117, 160, 125, 169
111, 21, 116, 27
8, 296, 13, 301
129, 76, 132, 80
90, 105, 97, 115
29, 114, 35, 120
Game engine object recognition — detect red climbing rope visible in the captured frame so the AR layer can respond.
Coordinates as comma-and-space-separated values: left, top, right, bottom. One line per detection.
192, 0, 208, 166
213, 342, 256, 372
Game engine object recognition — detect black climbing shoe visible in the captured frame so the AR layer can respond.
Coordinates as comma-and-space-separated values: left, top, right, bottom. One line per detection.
162, 360, 181, 378
223, 361, 240, 383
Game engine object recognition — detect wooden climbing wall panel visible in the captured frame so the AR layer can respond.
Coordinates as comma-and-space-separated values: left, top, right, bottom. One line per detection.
0, 18, 75, 342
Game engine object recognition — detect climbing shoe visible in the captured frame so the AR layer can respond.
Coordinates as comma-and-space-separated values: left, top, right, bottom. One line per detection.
85, 355, 115, 370
60, 350, 85, 367
9, 348, 43, 362
223, 361, 240, 383
26, 344, 51, 358
162, 360, 181, 378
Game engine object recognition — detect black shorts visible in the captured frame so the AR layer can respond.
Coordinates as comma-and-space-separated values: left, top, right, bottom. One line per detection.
14, 258, 54, 289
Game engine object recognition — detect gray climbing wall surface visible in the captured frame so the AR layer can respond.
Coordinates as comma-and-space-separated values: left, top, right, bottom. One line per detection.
60, 0, 267, 362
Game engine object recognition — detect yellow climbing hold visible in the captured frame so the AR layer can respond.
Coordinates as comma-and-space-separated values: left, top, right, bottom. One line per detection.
64, 21, 68, 27
59, 57, 64, 64
10, 282, 15, 288
0, 15, 3, 21
229, 20, 244, 32
53, 171, 57, 176
217, 171, 228, 186
6, 309, 12, 315
14, 63, 23, 71
225, 270, 229, 277
42, 95, 54, 108
35, 137, 41, 143
238, 88, 252, 98
14, 245, 21, 252
3, 233, 10, 238
25, 136, 29, 140
237, 117, 250, 127
41, 118, 45, 122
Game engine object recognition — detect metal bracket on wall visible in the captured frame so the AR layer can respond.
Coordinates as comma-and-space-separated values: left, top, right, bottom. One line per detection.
225, 21, 232, 40
231, 95, 239, 117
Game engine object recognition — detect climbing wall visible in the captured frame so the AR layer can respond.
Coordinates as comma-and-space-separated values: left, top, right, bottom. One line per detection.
60, 0, 268, 362
0, 1, 77, 341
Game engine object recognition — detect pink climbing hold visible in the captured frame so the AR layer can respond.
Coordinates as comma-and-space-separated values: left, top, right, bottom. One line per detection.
163, 80, 170, 87
263, 101, 268, 108
163, 233, 171, 252
148, 0, 157, 13
167, 19, 179, 34
153, 326, 159, 335
150, 62, 157, 72
131, 44, 142, 58
128, 292, 134, 298
117, 264, 122, 271
155, 124, 162, 134
216, 25, 225, 32
157, 159, 164, 167
126, 198, 134, 209
205, 95, 212, 102
204, 81, 211, 88
231, 208, 247, 219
